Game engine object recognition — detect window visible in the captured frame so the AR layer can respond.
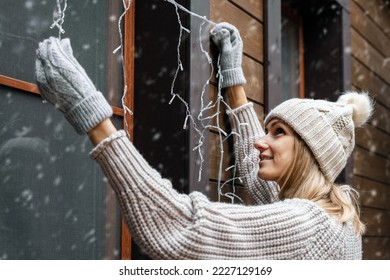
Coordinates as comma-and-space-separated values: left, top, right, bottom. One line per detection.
0, 0, 134, 259
265, 0, 351, 109
265, 0, 352, 183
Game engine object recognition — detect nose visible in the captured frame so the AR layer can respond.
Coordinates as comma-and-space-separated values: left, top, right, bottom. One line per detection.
254, 136, 269, 151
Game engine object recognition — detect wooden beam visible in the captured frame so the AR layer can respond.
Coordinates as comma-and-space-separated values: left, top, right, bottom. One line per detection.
0, 74, 125, 117
0, 75, 40, 95
120, 0, 136, 261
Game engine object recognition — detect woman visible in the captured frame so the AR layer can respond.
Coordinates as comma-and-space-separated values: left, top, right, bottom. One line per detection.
35, 22, 373, 259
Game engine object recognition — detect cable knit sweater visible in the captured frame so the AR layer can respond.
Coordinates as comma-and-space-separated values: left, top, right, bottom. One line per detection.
90, 102, 362, 259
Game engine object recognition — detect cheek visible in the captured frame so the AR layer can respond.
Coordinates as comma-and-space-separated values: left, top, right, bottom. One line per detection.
276, 139, 295, 162
285, 144, 296, 166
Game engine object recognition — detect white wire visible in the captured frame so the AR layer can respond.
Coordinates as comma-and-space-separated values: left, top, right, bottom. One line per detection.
52, 0, 250, 203
163, 1, 251, 202
116, 0, 134, 138
50, 0, 68, 39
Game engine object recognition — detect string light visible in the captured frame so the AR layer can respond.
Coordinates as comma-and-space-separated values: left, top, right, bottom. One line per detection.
50, 0, 253, 203
117, 0, 133, 138
50, 0, 68, 39
164, 2, 250, 203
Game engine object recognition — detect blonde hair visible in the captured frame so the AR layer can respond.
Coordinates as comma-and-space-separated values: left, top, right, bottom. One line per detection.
278, 134, 365, 235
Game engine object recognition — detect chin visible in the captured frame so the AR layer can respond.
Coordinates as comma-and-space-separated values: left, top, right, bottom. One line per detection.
258, 170, 278, 182
258, 171, 270, 181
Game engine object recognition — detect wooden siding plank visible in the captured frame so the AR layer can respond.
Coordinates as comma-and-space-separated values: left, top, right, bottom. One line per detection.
352, 0, 390, 38
352, 58, 390, 109
209, 0, 264, 207
356, 124, 390, 159
351, 1, 390, 58
243, 56, 264, 103
252, 102, 265, 125
208, 84, 230, 134
209, 102, 263, 182
354, 176, 390, 210
210, 0, 263, 63
351, 0, 390, 257
209, 131, 235, 182
361, 207, 390, 236
230, 0, 263, 22
351, 28, 390, 86
209, 84, 265, 132
353, 147, 390, 184
362, 237, 390, 260
370, 102, 390, 135
210, 56, 264, 104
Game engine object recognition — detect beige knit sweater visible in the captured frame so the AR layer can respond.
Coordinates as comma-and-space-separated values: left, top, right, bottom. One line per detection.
90, 103, 362, 259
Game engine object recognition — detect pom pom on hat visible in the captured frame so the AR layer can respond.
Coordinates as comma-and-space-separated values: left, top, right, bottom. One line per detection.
337, 91, 374, 127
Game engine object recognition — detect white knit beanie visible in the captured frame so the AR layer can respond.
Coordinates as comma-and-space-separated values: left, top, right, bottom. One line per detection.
264, 92, 374, 182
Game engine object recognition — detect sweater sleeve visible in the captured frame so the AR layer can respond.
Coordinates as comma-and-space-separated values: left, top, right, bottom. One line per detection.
90, 130, 321, 259
226, 103, 279, 205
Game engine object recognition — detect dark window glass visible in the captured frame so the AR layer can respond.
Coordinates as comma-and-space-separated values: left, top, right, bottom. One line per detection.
0, 0, 123, 107
0, 0, 123, 259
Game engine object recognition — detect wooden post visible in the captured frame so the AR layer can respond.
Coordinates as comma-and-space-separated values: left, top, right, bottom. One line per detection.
120, 0, 136, 260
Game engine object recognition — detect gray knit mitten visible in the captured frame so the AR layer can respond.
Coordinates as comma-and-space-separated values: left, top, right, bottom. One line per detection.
35, 37, 112, 134
210, 22, 246, 88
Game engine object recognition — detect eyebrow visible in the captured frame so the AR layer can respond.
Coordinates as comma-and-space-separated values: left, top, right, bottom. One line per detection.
266, 119, 286, 130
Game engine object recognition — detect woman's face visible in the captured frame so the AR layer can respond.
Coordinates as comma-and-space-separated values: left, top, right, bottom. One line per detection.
254, 118, 295, 184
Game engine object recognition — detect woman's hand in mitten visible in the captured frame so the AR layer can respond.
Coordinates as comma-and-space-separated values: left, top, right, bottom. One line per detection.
210, 22, 246, 88
35, 37, 112, 134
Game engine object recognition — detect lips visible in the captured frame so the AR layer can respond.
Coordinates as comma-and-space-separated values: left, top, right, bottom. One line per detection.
260, 154, 273, 161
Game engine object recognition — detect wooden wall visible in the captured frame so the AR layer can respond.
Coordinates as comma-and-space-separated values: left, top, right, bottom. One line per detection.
207, 0, 389, 260
209, 0, 264, 202
350, 0, 390, 259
